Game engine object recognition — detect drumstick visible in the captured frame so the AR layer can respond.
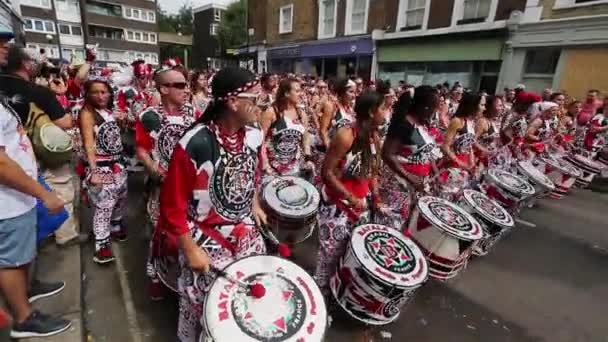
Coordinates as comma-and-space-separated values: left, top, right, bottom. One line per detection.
211, 266, 267, 298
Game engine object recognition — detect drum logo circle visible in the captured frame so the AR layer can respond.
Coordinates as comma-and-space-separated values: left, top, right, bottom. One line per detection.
97, 122, 122, 155
471, 192, 507, 221
364, 231, 415, 274
157, 123, 186, 169
231, 274, 306, 341
273, 129, 302, 162
210, 153, 257, 221
428, 202, 472, 232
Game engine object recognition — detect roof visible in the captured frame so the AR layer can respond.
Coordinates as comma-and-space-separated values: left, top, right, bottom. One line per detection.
193, 0, 235, 13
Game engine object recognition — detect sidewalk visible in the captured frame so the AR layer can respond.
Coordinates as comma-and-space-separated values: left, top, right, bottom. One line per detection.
1, 242, 84, 342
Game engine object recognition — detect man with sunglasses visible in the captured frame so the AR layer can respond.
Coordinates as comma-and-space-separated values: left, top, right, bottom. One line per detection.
136, 68, 202, 300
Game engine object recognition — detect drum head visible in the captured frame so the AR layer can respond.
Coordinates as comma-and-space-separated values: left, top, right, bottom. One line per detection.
417, 196, 483, 241
351, 224, 428, 289
566, 154, 603, 173
542, 156, 582, 178
263, 176, 320, 219
486, 169, 535, 197
516, 161, 555, 191
203, 255, 326, 342
462, 190, 514, 229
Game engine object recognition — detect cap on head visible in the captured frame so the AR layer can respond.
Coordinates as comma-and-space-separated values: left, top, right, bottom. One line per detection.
0, 24, 14, 41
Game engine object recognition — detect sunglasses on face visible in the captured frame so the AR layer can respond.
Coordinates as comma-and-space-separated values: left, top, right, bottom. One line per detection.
162, 82, 188, 90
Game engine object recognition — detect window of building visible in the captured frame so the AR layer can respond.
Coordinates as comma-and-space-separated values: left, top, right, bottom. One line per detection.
86, 1, 122, 17
27, 44, 60, 58
24, 18, 55, 34
214, 8, 221, 22
210, 23, 219, 36
89, 25, 124, 40
346, 0, 368, 35
58, 23, 83, 36
21, 0, 51, 9
462, 0, 491, 21
125, 8, 132, 17
148, 11, 155, 22
124, 7, 156, 23
524, 49, 561, 75
150, 33, 156, 43
135, 32, 141, 40
125, 30, 156, 44
279, 4, 293, 34
404, 0, 425, 29
143, 33, 149, 42
127, 31, 134, 40
319, 0, 337, 38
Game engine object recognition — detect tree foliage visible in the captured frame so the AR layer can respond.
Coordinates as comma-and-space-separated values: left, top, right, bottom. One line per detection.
157, 3, 194, 35
217, 0, 247, 49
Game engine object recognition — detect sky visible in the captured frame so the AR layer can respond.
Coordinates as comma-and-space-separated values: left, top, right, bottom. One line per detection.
158, 0, 235, 14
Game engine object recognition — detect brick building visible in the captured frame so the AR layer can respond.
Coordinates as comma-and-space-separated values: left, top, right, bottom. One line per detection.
192, 1, 228, 70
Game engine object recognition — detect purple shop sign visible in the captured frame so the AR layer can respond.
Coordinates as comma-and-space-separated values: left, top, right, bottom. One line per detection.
301, 37, 373, 58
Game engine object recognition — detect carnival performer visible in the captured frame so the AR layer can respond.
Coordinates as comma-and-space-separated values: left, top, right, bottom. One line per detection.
158, 68, 267, 342
260, 78, 313, 178
314, 90, 384, 295
526, 101, 560, 156
318, 78, 357, 150
116, 59, 158, 171
136, 69, 201, 299
428, 93, 450, 144
442, 93, 485, 171
501, 92, 541, 157
583, 100, 608, 154
475, 95, 503, 167
376, 80, 396, 140
445, 84, 463, 117
79, 77, 127, 264
256, 73, 277, 111
380, 86, 441, 224
190, 70, 211, 114
559, 100, 581, 146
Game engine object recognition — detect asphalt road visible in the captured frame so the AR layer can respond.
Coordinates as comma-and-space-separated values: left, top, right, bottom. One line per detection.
80, 175, 608, 342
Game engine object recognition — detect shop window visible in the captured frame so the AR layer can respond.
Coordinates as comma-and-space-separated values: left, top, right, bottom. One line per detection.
524, 49, 560, 75
279, 4, 293, 34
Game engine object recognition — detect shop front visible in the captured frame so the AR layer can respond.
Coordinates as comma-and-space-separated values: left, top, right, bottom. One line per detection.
266, 36, 374, 79
377, 32, 506, 93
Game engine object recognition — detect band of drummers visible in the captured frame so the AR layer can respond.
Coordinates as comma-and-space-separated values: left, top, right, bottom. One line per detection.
3, 41, 608, 341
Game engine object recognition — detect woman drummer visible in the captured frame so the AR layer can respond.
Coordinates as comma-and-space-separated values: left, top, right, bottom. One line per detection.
260, 78, 313, 177
380, 85, 441, 224
441, 93, 485, 172
526, 101, 560, 156
318, 78, 357, 150
79, 77, 127, 264
189, 70, 211, 113
558, 100, 581, 146
501, 92, 541, 158
376, 79, 396, 140
314, 90, 385, 295
158, 68, 267, 342
475, 95, 504, 167
583, 100, 608, 154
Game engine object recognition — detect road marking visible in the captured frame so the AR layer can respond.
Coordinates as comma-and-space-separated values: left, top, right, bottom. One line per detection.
113, 245, 143, 342
515, 218, 536, 228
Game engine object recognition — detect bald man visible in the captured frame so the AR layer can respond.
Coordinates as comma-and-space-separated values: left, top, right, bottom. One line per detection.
136, 69, 203, 299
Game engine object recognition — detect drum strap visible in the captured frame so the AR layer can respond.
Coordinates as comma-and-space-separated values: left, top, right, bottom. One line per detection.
194, 222, 241, 255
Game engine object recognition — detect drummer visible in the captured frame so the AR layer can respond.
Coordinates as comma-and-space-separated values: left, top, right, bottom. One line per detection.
375, 79, 396, 140
475, 95, 503, 167
583, 100, 608, 154
441, 93, 485, 172
558, 100, 580, 147
158, 67, 267, 342
314, 90, 384, 295
260, 78, 313, 178
501, 92, 541, 157
526, 101, 560, 156
380, 85, 441, 223
318, 78, 357, 151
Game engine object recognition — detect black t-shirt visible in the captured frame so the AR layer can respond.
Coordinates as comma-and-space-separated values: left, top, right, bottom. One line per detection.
387, 114, 417, 145
0, 74, 66, 124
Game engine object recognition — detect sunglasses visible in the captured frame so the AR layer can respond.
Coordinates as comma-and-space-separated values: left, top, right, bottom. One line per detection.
162, 82, 188, 90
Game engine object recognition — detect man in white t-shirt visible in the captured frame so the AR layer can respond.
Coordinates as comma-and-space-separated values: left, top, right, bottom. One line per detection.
0, 28, 72, 339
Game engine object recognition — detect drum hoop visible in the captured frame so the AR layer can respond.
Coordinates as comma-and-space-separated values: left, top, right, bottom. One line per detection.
461, 190, 514, 229
262, 176, 320, 218
516, 162, 555, 191
486, 169, 535, 196
416, 196, 484, 241
202, 255, 327, 341
153, 258, 178, 293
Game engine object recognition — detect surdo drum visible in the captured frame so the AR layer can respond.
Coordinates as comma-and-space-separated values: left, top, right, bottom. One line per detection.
539, 155, 582, 199
408, 196, 483, 281
516, 160, 555, 198
330, 224, 428, 325
261, 176, 320, 245
202, 255, 327, 342
459, 190, 514, 256
564, 153, 604, 188
481, 169, 535, 211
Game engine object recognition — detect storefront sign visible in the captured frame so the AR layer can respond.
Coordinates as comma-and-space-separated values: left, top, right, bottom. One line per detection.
268, 46, 301, 59
301, 37, 373, 58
